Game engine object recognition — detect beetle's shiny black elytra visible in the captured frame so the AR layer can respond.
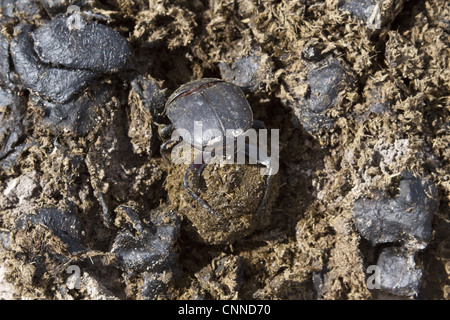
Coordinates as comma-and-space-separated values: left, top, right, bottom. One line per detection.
160, 78, 273, 219
165, 78, 253, 150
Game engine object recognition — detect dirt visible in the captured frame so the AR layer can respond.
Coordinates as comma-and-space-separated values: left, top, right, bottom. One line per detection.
0, 0, 449, 299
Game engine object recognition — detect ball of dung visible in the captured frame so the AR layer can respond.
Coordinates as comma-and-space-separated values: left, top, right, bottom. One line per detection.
166, 160, 279, 245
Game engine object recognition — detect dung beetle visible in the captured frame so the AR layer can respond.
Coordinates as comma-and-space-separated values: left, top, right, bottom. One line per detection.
160, 78, 275, 219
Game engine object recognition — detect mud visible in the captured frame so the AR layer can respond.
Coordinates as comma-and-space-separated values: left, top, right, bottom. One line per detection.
0, 0, 449, 300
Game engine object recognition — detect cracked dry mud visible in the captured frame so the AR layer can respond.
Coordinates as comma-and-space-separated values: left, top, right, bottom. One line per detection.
0, 0, 449, 300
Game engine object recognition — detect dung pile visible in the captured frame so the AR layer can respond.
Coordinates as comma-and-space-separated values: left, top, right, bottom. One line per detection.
0, 0, 448, 300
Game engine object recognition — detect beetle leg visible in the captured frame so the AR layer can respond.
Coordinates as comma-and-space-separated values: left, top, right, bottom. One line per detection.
243, 143, 275, 216
160, 135, 183, 164
183, 151, 224, 219
159, 123, 175, 140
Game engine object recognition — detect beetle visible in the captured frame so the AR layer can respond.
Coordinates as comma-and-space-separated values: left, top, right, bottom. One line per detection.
159, 78, 275, 219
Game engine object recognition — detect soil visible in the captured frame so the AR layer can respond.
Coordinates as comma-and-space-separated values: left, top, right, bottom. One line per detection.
0, 0, 449, 300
